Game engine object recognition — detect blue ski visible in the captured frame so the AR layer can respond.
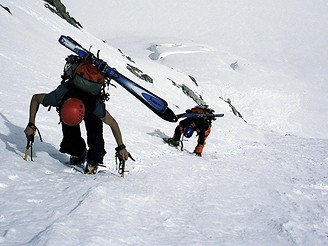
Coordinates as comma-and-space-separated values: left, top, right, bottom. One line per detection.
177, 113, 224, 119
58, 35, 178, 122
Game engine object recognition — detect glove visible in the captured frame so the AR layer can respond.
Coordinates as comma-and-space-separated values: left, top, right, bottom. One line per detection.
115, 144, 129, 161
24, 122, 43, 142
24, 122, 37, 139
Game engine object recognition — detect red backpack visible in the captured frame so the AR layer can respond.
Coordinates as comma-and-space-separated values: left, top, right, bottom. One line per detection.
63, 56, 106, 95
190, 105, 214, 114
75, 60, 105, 84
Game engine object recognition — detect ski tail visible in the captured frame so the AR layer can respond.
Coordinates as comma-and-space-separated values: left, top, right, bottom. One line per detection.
58, 35, 90, 59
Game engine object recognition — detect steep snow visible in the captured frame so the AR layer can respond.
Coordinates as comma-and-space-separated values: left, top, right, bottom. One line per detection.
0, 0, 327, 245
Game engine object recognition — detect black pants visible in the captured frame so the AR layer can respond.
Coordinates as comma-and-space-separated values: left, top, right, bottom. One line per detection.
59, 113, 106, 164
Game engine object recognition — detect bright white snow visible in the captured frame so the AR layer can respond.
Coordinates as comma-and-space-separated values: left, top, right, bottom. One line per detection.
0, 0, 328, 245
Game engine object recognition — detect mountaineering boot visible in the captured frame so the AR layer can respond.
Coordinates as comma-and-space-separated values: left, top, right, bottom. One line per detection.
85, 161, 98, 174
69, 149, 87, 165
166, 138, 179, 147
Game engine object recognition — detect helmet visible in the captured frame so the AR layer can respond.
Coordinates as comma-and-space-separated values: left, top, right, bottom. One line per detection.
183, 126, 194, 138
60, 98, 85, 126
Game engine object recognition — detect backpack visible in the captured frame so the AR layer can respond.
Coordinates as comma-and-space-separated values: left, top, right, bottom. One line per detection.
62, 55, 106, 96
189, 105, 215, 115
57, 55, 111, 115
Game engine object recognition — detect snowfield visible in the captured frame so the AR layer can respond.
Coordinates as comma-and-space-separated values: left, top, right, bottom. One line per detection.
1, 0, 328, 245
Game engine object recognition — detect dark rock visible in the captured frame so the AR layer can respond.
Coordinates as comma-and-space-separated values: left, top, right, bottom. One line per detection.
1, 4, 12, 15
43, 0, 82, 29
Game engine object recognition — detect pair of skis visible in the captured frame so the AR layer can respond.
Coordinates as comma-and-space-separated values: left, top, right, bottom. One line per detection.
58, 35, 178, 122
58, 35, 225, 123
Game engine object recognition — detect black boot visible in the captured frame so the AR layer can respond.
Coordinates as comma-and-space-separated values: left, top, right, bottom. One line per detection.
69, 149, 87, 165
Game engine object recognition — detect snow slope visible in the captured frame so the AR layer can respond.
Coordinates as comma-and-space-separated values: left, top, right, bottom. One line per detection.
64, 0, 328, 139
0, 0, 328, 245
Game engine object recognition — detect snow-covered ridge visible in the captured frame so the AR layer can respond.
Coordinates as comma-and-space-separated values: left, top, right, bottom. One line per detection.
148, 42, 211, 61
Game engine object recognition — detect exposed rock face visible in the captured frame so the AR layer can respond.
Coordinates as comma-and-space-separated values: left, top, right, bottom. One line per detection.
188, 75, 198, 87
44, 0, 82, 28
181, 84, 206, 105
0, 4, 12, 15
167, 78, 206, 105
127, 64, 153, 84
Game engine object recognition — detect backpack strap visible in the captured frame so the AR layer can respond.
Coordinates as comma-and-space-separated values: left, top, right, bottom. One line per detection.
61, 55, 80, 83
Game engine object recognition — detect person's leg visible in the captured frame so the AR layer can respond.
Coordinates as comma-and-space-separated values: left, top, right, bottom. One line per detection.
172, 125, 183, 142
194, 127, 211, 156
84, 113, 106, 164
59, 123, 86, 158
172, 119, 189, 141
